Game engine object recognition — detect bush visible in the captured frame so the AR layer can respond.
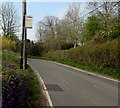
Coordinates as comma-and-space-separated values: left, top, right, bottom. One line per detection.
2, 66, 30, 107
2, 50, 46, 107
61, 43, 74, 50
2, 36, 16, 51
30, 43, 43, 56
46, 38, 119, 78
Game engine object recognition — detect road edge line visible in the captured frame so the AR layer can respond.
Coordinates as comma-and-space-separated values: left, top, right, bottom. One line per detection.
28, 63, 54, 108
40, 59, 118, 83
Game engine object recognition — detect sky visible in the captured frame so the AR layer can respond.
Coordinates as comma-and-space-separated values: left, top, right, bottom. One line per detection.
0, 0, 118, 41
0, 2, 87, 41
12, 2, 86, 41
27, 2, 72, 41
26, 2, 75, 41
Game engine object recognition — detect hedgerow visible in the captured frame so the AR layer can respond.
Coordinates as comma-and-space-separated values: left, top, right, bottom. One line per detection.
46, 38, 119, 78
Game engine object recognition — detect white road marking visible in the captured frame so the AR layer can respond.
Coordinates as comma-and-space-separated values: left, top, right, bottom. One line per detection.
28, 63, 54, 108
40, 59, 118, 83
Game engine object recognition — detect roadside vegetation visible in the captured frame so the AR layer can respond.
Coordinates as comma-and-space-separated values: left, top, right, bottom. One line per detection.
0, 2, 46, 107
29, 37, 119, 79
46, 38, 119, 79
0, 2, 119, 107
2, 50, 46, 107
28, 2, 119, 79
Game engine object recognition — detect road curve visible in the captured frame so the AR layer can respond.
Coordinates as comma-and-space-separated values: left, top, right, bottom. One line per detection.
28, 58, 118, 106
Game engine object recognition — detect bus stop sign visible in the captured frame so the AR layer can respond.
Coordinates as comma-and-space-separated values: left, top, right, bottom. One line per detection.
25, 15, 33, 29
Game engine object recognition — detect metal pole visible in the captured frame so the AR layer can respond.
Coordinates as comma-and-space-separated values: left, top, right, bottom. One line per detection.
20, 0, 26, 69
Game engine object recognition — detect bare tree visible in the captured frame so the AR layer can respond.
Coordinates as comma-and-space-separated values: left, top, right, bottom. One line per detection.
36, 16, 62, 52
36, 16, 60, 42
0, 2, 20, 38
64, 3, 81, 47
43, 16, 60, 38
36, 21, 45, 43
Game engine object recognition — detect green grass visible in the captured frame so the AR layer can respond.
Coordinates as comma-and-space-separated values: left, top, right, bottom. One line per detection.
24, 65, 46, 107
2, 50, 46, 107
29, 56, 119, 79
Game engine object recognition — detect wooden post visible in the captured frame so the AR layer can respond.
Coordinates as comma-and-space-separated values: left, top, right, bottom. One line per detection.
20, 0, 27, 69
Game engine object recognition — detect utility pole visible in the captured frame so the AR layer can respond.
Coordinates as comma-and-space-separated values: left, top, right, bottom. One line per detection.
20, 0, 27, 69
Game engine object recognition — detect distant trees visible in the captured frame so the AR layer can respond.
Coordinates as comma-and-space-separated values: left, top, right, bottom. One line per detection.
30, 42, 43, 56
25, 40, 44, 56
63, 3, 82, 48
35, 3, 82, 55
36, 16, 61, 53
34, 2, 119, 56
36, 16, 60, 42
86, 2, 119, 41
82, 15, 101, 42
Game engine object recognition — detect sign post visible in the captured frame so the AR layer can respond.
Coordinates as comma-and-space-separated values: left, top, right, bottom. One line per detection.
23, 15, 33, 69
25, 16, 33, 28
20, 0, 26, 69
20, 0, 33, 69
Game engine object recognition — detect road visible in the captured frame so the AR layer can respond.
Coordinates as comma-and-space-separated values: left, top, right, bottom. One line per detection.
28, 58, 118, 106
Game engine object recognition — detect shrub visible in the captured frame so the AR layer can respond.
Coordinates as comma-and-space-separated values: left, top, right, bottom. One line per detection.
2, 65, 30, 107
29, 42, 44, 56
61, 43, 74, 50
2, 50, 46, 107
46, 38, 119, 78
2, 36, 16, 50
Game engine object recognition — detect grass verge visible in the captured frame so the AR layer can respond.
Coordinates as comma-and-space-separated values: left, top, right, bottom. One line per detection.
2, 50, 46, 107
29, 56, 119, 79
